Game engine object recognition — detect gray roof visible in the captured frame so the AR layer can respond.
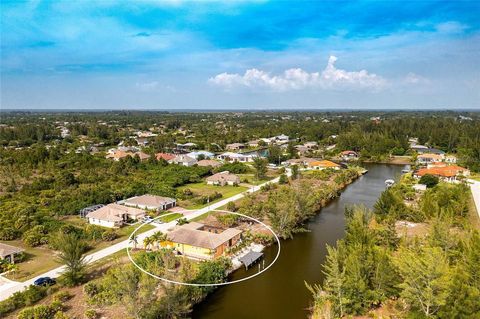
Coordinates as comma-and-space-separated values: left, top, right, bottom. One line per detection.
0, 243, 24, 258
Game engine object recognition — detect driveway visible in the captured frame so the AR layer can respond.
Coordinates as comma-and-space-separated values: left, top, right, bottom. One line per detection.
0, 169, 289, 301
469, 179, 480, 220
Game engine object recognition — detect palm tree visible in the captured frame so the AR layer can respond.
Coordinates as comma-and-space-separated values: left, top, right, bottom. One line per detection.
151, 231, 166, 250
56, 232, 87, 286
129, 235, 138, 250
143, 236, 153, 250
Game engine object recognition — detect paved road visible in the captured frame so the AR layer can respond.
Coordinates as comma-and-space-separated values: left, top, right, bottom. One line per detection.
469, 179, 480, 220
0, 171, 287, 301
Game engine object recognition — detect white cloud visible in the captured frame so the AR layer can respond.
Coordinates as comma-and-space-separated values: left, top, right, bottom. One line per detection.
135, 81, 159, 91
209, 56, 387, 91
404, 72, 430, 85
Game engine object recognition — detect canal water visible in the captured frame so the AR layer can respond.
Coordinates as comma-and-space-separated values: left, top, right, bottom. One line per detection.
192, 164, 406, 319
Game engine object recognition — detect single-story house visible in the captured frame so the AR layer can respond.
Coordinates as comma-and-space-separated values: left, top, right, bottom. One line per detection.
123, 194, 176, 211
197, 159, 222, 168
304, 141, 318, 149
414, 147, 445, 155
0, 243, 25, 264
176, 143, 197, 151
226, 143, 246, 151
308, 160, 342, 170
414, 165, 470, 183
170, 154, 197, 166
155, 153, 176, 161
164, 222, 242, 260
340, 150, 359, 161
417, 153, 444, 164
284, 157, 319, 167
186, 150, 215, 159
247, 140, 260, 148
444, 155, 457, 163
86, 203, 146, 228
413, 184, 427, 192
206, 171, 240, 186
294, 145, 309, 155
217, 152, 255, 163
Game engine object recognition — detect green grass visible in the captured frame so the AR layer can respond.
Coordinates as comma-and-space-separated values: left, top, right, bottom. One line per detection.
190, 211, 214, 222
160, 213, 183, 223
237, 173, 275, 185
1, 240, 61, 282
2, 219, 154, 282
176, 182, 248, 209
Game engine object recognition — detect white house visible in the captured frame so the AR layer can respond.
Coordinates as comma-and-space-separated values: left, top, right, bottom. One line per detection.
86, 203, 145, 228
217, 152, 255, 163
170, 154, 198, 166
123, 194, 176, 211
206, 171, 240, 186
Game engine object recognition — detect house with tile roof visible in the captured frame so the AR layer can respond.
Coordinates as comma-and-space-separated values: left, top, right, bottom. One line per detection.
86, 203, 145, 228
163, 222, 242, 260
308, 160, 342, 170
123, 194, 176, 211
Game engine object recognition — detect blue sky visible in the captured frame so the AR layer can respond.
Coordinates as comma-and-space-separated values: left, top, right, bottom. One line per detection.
1, 0, 479, 109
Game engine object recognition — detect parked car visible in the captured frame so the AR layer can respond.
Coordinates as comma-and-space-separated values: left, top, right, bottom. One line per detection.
34, 277, 56, 286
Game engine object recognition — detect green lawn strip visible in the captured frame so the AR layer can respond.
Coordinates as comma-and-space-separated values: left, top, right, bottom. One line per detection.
159, 212, 184, 223
190, 211, 214, 222
176, 182, 248, 209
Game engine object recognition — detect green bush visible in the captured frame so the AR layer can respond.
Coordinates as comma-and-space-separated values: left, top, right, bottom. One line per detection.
23, 225, 49, 247
84, 309, 97, 319
419, 174, 439, 188
52, 291, 72, 303
101, 229, 117, 241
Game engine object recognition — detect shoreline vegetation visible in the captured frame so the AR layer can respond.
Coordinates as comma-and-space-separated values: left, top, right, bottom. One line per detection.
307, 175, 479, 319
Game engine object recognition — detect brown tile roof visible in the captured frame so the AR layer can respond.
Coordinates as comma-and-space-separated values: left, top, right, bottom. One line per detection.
0, 243, 25, 258
86, 203, 145, 222
156, 153, 176, 161
167, 222, 242, 249
206, 171, 240, 183
416, 165, 469, 178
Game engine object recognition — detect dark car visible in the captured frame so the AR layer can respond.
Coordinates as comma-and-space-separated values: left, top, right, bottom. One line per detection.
33, 277, 56, 286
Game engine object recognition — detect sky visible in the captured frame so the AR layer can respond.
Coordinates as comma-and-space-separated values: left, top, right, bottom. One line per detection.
1, 0, 479, 110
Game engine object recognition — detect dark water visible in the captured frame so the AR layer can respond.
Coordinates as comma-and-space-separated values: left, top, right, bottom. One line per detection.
193, 164, 406, 319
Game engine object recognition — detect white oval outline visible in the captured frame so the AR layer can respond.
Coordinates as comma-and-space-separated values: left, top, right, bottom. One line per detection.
126, 209, 281, 286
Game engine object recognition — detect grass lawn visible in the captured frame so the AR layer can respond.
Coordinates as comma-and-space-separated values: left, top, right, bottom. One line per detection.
2, 219, 154, 282
1, 239, 61, 282
159, 212, 183, 223
237, 173, 275, 185
176, 182, 248, 209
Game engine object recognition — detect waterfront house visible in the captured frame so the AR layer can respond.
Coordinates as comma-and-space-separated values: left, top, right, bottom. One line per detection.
164, 222, 242, 260
123, 194, 176, 211
206, 171, 240, 186
0, 243, 24, 264
417, 153, 444, 165
340, 150, 359, 161
308, 160, 342, 170
86, 203, 145, 228
414, 165, 470, 183
170, 154, 197, 166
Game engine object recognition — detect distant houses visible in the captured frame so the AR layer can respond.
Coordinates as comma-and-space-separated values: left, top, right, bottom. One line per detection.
155, 152, 176, 161
163, 222, 242, 260
416, 153, 457, 165
206, 171, 240, 186
106, 148, 151, 161
226, 143, 246, 151
86, 203, 146, 228
186, 150, 215, 159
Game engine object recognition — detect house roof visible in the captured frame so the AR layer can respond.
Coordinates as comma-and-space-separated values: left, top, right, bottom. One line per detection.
197, 159, 222, 167
416, 165, 468, 178
167, 222, 242, 249
206, 171, 240, 183
418, 153, 444, 160
172, 155, 197, 164
136, 152, 151, 161
156, 153, 176, 161
86, 203, 145, 222
124, 194, 175, 208
0, 243, 24, 258
226, 143, 245, 148
341, 150, 358, 155
309, 160, 341, 168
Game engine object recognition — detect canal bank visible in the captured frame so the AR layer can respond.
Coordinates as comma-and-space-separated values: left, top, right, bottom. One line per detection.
192, 163, 406, 319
